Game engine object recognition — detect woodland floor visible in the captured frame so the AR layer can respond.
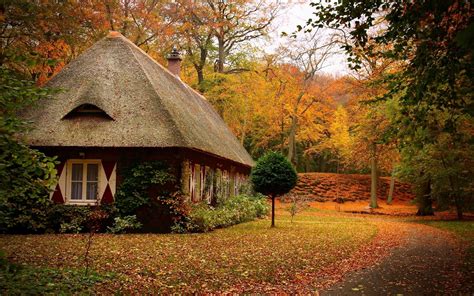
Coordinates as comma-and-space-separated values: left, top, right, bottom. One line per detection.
0, 201, 473, 294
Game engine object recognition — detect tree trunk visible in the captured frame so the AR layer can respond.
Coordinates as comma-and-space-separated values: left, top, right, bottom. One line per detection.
370, 143, 378, 208
197, 46, 208, 86
455, 196, 463, 220
196, 67, 204, 86
280, 114, 285, 153
335, 159, 342, 203
287, 115, 297, 165
217, 37, 225, 73
440, 157, 462, 219
271, 195, 275, 227
105, 1, 115, 31
387, 170, 395, 205
416, 178, 434, 216
121, 0, 130, 35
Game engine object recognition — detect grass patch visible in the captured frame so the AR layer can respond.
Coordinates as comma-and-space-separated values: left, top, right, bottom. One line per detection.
0, 251, 112, 294
0, 211, 377, 293
420, 220, 474, 248
420, 221, 474, 242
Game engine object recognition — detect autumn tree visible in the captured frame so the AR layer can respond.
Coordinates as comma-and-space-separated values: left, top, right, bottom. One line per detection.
314, 104, 351, 171
333, 40, 399, 208
201, 60, 290, 158
279, 30, 335, 165
0, 0, 105, 82
1, 0, 176, 83
207, 0, 277, 73
308, 0, 473, 217
165, 0, 215, 86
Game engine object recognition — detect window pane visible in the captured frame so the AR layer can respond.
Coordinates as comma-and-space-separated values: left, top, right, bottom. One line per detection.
71, 164, 83, 181
86, 182, 98, 200
86, 164, 99, 200
87, 164, 98, 181
71, 182, 82, 199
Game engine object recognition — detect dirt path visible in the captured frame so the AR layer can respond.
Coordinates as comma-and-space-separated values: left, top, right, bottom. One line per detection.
322, 223, 469, 295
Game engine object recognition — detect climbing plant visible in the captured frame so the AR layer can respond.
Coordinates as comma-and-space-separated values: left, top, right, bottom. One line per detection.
114, 161, 176, 216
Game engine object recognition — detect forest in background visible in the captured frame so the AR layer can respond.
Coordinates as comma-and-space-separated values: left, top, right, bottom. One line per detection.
0, 0, 397, 174
1, 0, 473, 217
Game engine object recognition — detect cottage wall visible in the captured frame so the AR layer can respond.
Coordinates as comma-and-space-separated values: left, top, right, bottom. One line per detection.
180, 148, 251, 204
38, 147, 251, 205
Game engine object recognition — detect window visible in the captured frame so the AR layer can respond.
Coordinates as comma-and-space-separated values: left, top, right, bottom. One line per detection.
194, 164, 201, 202
203, 167, 213, 204
67, 160, 101, 204
63, 104, 113, 120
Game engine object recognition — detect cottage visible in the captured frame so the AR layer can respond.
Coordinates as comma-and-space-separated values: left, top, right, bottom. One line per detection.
23, 31, 254, 206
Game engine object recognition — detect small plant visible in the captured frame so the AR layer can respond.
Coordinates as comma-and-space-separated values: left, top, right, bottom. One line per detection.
59, 219, 84, 234
286, 195, 309, 223
107, 215, 142, 234
83, 209, 109, 276
251, 152, 297, 227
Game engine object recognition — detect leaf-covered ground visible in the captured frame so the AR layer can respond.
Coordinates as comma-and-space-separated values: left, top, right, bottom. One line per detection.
322, 223, 471, 295
0, 209, 384, 294
0, 205, 472, 294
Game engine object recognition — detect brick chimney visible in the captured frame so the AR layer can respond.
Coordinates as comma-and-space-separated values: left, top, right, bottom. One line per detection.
167, 48, 182, 77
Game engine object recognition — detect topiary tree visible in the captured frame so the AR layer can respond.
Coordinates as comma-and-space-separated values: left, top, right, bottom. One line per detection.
251, 152, 297, 227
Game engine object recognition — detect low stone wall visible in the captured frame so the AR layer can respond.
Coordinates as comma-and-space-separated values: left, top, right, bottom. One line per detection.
288, 173, 414, 202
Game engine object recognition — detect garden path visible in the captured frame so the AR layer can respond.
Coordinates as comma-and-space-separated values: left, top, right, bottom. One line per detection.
321, 223, 470, 295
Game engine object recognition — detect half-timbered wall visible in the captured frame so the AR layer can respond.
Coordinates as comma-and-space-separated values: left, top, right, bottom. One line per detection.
38, 146, 251, 206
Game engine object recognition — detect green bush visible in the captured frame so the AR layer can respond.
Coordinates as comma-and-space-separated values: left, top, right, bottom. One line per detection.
0, 196, 54, 234
177, 194, 269, 233
0, 67, 58, 234
0, 200, 117, 234
46, 204, 116, 234
107, 215, 142, 234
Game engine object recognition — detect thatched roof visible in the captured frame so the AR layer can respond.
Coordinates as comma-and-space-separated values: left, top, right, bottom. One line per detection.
23, 32, 253, 167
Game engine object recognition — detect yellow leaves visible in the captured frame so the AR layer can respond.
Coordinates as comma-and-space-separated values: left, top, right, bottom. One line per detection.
314, 105, 352, 163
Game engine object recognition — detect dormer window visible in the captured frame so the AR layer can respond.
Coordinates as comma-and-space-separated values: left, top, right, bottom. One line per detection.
63, 104, 113, 120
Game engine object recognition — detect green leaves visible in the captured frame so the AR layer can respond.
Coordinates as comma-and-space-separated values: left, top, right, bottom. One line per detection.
181, 194, 269, 233
114, 161, 175, 216
0, 67, 58, 233
251, 152, 297, 197
0, 251, 111, 294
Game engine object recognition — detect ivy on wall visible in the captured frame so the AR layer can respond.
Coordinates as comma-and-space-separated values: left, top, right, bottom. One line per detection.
115, 161, 176, 216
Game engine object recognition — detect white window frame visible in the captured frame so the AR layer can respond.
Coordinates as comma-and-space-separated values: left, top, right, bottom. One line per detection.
65, 159, 102, 205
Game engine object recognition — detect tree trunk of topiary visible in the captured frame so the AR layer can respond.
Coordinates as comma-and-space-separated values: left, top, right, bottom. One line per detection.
271, 195, 275, 228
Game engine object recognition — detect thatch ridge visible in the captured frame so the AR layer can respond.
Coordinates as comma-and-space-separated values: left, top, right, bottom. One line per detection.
22, 32, 254, 167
